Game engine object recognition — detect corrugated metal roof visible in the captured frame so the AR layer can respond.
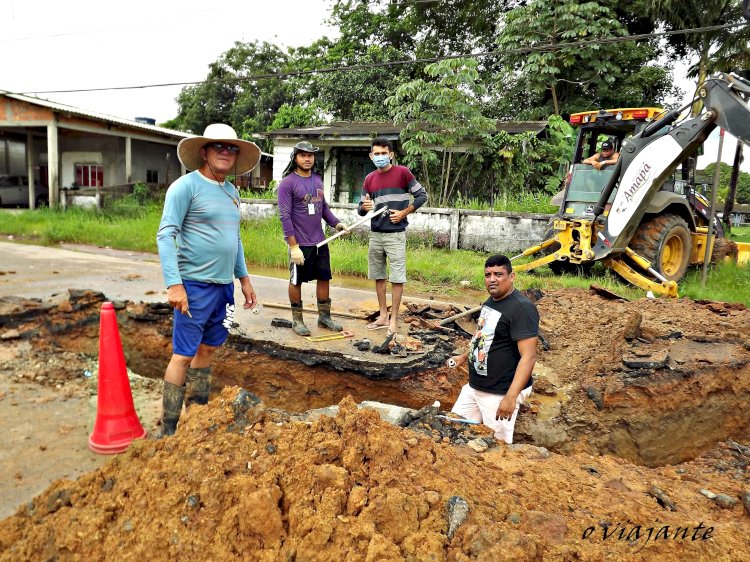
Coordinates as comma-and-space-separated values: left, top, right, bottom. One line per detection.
264, 120, 547, 138
0, 90, 192, 140
265, 121, 402, 138
494, 121, 548, 134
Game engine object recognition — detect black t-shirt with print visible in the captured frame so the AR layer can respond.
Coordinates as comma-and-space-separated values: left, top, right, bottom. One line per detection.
468, 289, 539, 395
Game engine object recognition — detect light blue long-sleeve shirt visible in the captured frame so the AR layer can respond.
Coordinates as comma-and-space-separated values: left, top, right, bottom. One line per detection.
156, 171, 249, 287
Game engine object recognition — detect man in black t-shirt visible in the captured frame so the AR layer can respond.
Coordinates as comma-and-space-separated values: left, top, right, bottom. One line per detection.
447, 255, 539, 443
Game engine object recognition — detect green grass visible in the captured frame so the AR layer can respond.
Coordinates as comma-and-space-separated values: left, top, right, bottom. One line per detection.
680, 260, 750, 303
453, 192, 558, 214
729, 225, 750, 243
0, 199, 162, 252
2, 201, 748, 305
239, 187, 277, 200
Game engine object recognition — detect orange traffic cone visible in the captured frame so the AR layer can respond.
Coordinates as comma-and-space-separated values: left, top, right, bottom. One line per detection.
88, 302, 147, 454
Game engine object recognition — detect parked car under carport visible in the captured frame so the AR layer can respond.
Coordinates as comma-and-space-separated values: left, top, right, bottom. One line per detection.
0, 175, 48, 207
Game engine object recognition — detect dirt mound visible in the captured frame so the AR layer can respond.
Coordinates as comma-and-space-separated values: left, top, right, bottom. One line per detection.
1, 390, 748, 562
518, 289, 750, 466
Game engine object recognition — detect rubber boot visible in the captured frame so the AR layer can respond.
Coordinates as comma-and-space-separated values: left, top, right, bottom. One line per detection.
291, 301, 311, 336
185, 366, 211, 409
317, 298, 343, 331
159, 381, 186, 438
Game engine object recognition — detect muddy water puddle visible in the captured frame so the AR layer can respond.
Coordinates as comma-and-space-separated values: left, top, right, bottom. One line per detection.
525, 362, 570, 422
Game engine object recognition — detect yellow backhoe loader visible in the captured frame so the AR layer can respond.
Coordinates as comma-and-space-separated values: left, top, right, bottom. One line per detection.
515, 72, 750, 297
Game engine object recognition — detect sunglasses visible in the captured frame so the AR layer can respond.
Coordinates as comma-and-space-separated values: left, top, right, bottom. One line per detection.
205, 142, 240, 154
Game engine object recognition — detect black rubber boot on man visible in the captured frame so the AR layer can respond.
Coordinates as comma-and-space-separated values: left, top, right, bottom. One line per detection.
317, 298, 343, 331
159, 381, 186, 438
185, 366, 211, 408
291, 301, 311, 336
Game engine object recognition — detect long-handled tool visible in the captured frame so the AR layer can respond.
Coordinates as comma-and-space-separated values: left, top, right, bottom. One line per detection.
262, 303, 367, 320
438, 305, 482, 326
437, 415, 480, 425
316, 206, 389, 248
305, 330, 355, 342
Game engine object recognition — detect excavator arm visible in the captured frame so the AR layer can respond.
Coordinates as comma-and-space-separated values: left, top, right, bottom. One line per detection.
516, 0, 750, 295
591, 73, 750, 260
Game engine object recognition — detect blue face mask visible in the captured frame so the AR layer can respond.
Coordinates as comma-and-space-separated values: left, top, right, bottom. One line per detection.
372, 154, 391, 169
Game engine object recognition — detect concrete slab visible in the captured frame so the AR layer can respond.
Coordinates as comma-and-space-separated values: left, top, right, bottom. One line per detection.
0, 240, 478, 378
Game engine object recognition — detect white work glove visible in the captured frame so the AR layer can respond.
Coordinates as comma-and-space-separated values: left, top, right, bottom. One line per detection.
289, 244, 305, 266
335, 223, 350, 238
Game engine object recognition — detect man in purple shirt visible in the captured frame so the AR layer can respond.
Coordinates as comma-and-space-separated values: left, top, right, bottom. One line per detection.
277, 141, 348, 335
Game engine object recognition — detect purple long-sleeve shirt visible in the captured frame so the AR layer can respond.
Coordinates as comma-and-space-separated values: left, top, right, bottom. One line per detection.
277, 172, 340, 246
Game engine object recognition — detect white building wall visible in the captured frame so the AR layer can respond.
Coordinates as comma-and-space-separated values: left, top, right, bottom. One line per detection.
61, 152, 102, 188
272, 144, 294, 182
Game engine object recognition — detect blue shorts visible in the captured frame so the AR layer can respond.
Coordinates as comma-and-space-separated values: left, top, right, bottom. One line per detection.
173, 280, 235, 357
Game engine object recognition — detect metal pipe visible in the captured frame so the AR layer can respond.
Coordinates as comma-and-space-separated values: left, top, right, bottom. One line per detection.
436, 415, 480, 425
701, 128, 725, 285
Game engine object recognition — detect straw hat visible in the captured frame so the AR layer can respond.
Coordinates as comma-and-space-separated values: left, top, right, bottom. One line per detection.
177, 124, 261, 175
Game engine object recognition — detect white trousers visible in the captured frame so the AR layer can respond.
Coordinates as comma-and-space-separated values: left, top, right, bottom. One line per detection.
451, 384, 533, 444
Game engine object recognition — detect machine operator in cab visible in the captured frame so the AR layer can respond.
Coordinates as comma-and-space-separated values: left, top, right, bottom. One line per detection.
583, 139, 619, 170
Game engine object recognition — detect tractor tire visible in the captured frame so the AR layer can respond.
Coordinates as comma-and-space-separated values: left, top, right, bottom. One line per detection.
710, 238, 738, 265
542, 226, 594, 276
629, 214, 691, 282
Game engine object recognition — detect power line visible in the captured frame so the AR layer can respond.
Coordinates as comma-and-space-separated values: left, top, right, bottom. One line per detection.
15, 20, 748, 96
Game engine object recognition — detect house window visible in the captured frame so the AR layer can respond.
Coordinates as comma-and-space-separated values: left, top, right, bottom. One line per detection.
74, 164, 104, 187
146, 170, 159, 183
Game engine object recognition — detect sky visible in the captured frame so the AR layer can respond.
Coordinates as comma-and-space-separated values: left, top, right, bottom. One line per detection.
2, 0, 335, 124
2, 0, 747, 173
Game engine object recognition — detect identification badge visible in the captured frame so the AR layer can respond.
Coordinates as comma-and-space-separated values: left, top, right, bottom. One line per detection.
308, 203, 315, 215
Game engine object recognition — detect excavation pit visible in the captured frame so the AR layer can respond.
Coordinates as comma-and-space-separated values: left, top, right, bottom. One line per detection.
1, 289, 748, 469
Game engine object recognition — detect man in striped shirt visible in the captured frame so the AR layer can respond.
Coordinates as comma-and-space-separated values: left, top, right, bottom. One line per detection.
357, 137, 427, 338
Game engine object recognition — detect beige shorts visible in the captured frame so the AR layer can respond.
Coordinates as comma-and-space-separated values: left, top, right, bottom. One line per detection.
368, 231, 407, 284
450, 384, 532, 444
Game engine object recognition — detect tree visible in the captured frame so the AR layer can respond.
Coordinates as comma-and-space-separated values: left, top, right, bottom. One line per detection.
326, 0, 515, 58
696, 162, 750, 204
496, 0, 628, 116
292, 42, 415, 121
268, 104, 324, 132
387, 58, 498, 206
170, 41, 292, 145
647, 0, 750, 114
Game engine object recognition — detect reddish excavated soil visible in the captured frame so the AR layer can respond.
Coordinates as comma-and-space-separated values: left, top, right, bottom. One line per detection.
1, 392, 749, 561
520, 291, 750, 467
0, 288, 749, 560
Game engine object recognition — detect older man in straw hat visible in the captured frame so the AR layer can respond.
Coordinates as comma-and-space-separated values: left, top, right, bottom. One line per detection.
156, 123, 260, 436
278, 141, 349, 336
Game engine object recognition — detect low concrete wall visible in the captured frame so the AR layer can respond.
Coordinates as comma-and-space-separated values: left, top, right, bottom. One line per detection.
62, 194, 551, 254
240, 200, 551, 254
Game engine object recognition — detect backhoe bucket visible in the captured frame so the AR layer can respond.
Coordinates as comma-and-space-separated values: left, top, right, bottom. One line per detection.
737, 242, 750, 266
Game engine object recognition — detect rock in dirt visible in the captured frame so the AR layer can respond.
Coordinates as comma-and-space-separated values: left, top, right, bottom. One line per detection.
352, 338, 371, 351
2, 390, 750, 561
648, 485, 677, 511
699, 489, 738, 509
0, 330, 20, 341
622, 348, 669, 369
742, 491, 750, 515
270, 318, 293, 328
446, 495, 470, 540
